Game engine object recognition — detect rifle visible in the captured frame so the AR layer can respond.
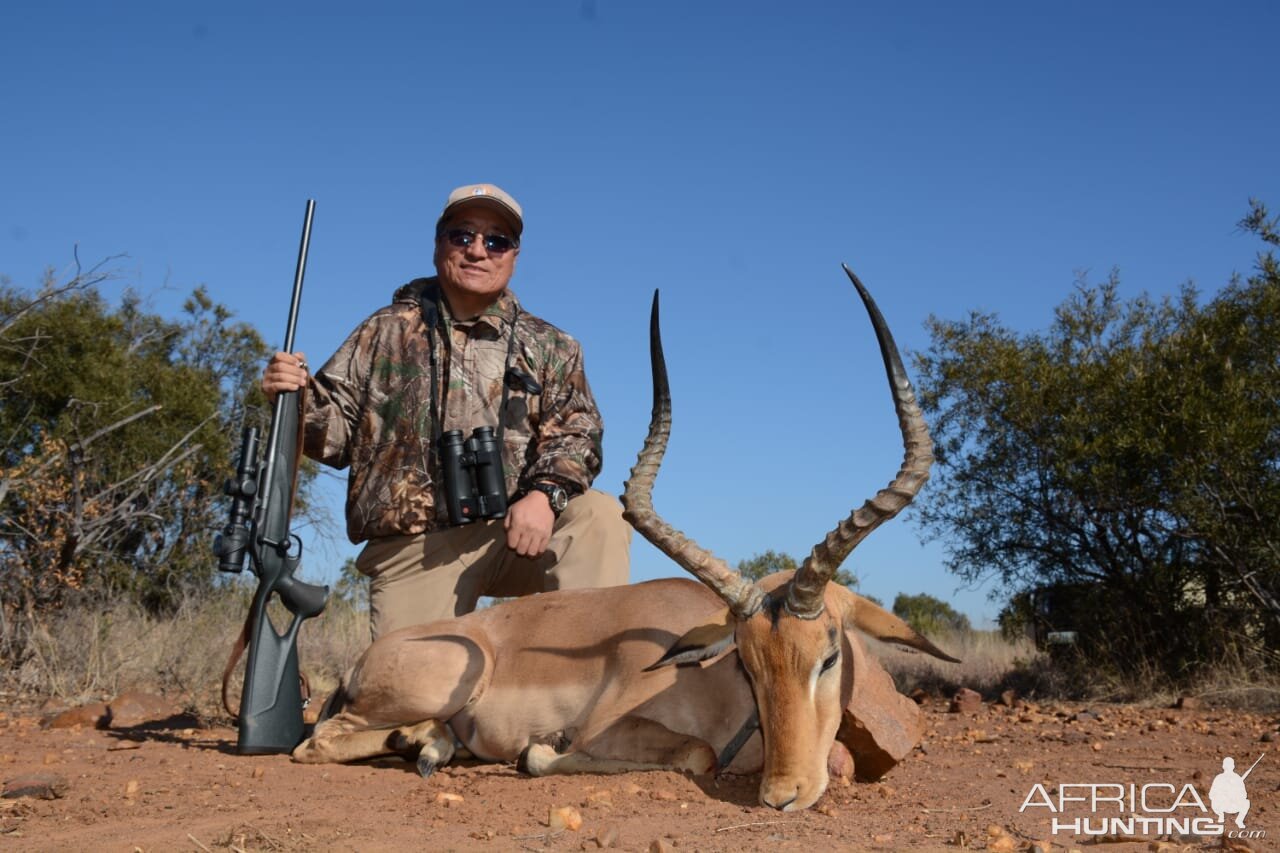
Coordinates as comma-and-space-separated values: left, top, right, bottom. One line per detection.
215, 199, 330, 754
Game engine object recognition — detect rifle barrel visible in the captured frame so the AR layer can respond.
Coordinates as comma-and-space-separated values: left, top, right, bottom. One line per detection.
257, 199, 315, 547
282, 199, 315, 355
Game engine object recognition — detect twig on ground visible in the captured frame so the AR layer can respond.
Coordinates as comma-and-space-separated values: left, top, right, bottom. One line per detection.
514, 829, 565, 842
714, 820, 790, 832
920, 801, 993, 813
243, 823, 285, 850
187, 833, 213, 853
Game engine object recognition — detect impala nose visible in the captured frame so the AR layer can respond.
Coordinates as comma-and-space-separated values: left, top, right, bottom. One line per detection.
761, 790, 798, 811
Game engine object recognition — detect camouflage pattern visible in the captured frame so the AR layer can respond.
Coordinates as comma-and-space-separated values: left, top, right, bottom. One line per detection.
303, 278, 604, 543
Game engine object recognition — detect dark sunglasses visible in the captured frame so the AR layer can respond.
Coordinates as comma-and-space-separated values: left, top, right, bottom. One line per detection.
441, 228, 518, 255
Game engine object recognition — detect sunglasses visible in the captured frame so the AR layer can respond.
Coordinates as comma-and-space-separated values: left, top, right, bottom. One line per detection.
441, 228, 518, 255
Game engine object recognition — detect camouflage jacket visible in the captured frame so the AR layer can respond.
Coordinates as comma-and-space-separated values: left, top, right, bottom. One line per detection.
303, 278, 604, 543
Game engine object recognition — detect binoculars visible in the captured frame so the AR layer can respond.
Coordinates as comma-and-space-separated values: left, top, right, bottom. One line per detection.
439, 426, 508, 525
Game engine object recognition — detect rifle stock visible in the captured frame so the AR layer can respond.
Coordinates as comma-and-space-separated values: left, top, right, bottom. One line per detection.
216, 199, 329, 754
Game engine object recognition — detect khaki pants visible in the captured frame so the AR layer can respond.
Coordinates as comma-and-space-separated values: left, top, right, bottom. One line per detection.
356, 489, 631, 641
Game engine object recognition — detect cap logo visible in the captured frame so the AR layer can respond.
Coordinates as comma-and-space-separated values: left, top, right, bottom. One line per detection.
472, 187, 487, 197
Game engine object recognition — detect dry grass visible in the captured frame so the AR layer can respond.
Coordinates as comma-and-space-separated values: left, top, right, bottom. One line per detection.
7, 587, 368, 720
873, 627, 1280, 711
873, 629, 1040, 699
7, 595, 1277, 718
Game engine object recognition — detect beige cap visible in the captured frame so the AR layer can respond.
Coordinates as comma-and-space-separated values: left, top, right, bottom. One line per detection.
437, 183, 524, 238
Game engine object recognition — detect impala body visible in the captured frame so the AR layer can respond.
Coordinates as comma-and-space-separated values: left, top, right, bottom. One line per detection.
294, 267, 956, 811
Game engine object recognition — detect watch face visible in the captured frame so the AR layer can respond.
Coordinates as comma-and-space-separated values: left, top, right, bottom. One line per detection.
539, 483, 568, 512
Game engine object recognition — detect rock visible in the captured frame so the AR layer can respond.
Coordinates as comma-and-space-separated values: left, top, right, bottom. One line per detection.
1071, 710, 1099, 723
998, 689, 1018, 707
836, 630, 926, 781
650, 788, 678, 802
1174, 695, 1200, 711
3, 772, 69, 800
648, 841, 675, 853
108, 691, 177, 728
594, 825, 619, 848
908, 687, 931, 705
987, 834, 1017, 853
434, 791, 463, 807
1260, 730, 1277, 743
582, 789, 613, 808
46, 702, 111, 730
124, 779, 139, 799
949, 688, 983, 715
548, 805, 582, 831
826, 740, 854, 784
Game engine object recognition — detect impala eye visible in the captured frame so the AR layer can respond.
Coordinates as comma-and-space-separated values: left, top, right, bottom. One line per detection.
820, 651, 839, 673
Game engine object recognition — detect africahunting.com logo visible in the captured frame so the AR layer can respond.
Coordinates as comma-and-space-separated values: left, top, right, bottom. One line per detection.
1019, 753, 1266, 840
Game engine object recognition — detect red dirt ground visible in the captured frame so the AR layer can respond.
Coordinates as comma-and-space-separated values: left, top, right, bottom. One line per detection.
2, 698, 1277, 852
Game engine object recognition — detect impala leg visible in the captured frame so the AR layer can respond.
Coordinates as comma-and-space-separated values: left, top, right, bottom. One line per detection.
519, 717, 716, 777
292, 712, 400, 764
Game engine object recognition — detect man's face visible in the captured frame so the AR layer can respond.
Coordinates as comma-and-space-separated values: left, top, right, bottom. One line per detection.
433, 205, 520, 312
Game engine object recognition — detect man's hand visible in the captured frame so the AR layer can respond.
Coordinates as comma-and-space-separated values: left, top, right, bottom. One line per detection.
262, 351, 309, 402
504, 490, 555, 558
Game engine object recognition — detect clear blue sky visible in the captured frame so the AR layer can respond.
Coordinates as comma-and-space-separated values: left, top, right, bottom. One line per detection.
4, 2, 1277, 624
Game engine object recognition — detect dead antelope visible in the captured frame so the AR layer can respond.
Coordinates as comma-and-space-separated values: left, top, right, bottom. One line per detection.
293, 266, 957, 811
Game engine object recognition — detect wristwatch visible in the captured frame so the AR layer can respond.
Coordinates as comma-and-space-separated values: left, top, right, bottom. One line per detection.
530, 481, 569, 516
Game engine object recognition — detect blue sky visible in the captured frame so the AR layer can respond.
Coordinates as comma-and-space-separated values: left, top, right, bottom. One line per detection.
4, 1, 1277, 624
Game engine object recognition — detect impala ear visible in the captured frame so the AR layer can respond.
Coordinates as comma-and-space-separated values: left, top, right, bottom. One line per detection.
644, 610, 736, 671
832, 586, 962, 664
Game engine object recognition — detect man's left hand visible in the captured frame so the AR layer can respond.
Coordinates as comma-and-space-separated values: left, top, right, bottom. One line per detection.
504, 491, 555, 558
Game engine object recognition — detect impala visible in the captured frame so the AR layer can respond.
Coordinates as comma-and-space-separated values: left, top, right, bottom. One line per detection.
293, 266, 957, 811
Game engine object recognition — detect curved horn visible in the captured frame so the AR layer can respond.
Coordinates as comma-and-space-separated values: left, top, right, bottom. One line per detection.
785, 265, 935, 619
622, 291, 767, 620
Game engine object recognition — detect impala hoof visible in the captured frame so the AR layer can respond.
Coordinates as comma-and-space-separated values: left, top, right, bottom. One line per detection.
416, 754, 437, 779
517, 743, 556, 776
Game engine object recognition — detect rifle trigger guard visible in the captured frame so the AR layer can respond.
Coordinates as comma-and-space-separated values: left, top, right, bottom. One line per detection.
259, 533, 304, 559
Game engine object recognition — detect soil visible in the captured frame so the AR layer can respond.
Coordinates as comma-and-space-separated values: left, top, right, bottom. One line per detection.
1, 698, 1276, 852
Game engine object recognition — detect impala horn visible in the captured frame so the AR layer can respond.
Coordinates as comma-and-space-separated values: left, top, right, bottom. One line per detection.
784, 265, 935, 619
622, 291, 767, 620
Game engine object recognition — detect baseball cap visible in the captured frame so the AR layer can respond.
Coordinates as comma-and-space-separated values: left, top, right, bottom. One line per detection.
437, 183, 524, 239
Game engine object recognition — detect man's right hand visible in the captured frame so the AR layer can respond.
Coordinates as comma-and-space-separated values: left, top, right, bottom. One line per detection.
262, 351, 309, 402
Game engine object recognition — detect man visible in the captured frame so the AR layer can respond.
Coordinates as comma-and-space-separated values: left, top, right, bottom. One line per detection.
1208, 756, 1252, 829
262, 183, 630, 640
